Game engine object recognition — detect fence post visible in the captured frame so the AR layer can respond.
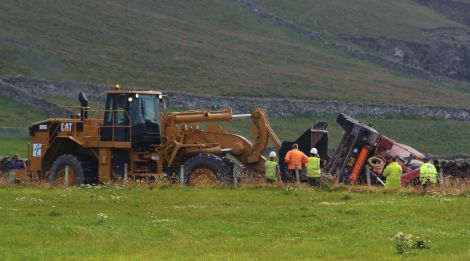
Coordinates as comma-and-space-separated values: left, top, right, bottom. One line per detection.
295, 166, 300, 184
179, 165, 185, 185
366, 166, 371, 186
124, 163, 128, 182
64, 165, 69, 186
439, 165, 444, 186
232, 167, 238, 187
7, 170, 16, 186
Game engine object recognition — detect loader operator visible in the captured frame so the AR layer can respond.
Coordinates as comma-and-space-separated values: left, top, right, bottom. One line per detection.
306, 148, 321, 186
419, 157, 438, 186
382, 157, 402, 189
264, 151, 280, 183
284, 144, 308, 182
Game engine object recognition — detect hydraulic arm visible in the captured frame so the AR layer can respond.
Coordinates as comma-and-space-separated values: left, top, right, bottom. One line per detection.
159, 107, 281, 172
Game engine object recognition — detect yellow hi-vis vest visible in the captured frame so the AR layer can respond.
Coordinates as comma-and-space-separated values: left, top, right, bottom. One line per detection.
420, 163, 438, 184
264, 160, 277, 180
383, 162, 403, 189
307, 156, 321, 178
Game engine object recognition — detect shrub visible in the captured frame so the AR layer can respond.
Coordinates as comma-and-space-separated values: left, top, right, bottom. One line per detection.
391, 232, 430, 255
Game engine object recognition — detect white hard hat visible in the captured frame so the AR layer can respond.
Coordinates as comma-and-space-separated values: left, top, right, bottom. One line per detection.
269, 151, 277, 158
310, 148, 318, 154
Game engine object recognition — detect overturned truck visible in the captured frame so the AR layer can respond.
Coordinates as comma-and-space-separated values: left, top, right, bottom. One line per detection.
280, 113, 426, 186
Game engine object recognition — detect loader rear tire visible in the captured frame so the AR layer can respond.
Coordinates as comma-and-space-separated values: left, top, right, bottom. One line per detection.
183, 154, 232, 185
49, 154, 85, 186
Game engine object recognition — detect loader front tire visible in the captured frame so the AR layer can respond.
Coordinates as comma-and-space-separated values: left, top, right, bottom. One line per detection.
49, 154, 85, 186
183, 154, 232, 185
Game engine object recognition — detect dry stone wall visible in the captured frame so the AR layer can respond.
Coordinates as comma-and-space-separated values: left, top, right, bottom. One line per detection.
1, 76, 469, 120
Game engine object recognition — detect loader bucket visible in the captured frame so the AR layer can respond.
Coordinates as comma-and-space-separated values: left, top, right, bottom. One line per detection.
278, 121, 329, 174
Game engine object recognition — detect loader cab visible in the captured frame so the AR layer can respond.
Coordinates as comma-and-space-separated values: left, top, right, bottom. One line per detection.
101, 89, 166, 147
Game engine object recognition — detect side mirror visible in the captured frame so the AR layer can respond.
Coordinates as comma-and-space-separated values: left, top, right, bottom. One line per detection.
78, 92, 89, 107
78, 92, 89, 120
162, 96, 169, 111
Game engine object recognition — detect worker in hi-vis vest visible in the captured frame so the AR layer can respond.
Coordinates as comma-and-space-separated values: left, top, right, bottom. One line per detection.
264, 151, 280, 183
420, 157, 438, 186
306, 148, 321, 186
382, 156, 403, 189
284, 143, 309, 182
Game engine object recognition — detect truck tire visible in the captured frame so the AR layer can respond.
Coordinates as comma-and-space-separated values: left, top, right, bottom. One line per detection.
183, 154, 232, 185
49, 154, 85, 186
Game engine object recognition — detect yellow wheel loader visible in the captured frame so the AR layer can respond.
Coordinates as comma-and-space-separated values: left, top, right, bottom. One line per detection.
26, 85, 281, 185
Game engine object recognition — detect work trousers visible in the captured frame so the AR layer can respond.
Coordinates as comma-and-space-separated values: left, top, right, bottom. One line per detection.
308, 177, 320, 186
289, 169, 300, 182
265, 178, 276, 183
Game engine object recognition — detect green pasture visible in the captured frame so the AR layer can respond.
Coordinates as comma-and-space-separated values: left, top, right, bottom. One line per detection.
0, 186, 469, 260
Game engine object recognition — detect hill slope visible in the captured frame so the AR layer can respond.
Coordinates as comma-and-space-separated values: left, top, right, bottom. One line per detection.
252, 0, 470, 81
0, 0, 469, 106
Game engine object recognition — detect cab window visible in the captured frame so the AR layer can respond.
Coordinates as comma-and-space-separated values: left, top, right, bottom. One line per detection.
141, 95, 159, 124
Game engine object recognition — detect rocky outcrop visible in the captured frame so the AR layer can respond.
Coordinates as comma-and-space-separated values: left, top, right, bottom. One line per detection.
234, 0, 470, 82
233, 0, 436, 82
343, 28, 470, 81
341, 0, 470, 82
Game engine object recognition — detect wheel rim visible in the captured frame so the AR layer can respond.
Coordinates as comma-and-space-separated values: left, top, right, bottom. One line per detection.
56, 166, 77, 186
188, 168, 217, 185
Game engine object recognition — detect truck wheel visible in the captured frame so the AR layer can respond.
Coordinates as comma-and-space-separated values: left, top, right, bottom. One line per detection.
49, 154, 85, 186
183, 154, 232, 185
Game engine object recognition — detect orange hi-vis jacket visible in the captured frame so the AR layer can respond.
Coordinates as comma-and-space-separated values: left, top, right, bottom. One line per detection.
284, 149, 309, 170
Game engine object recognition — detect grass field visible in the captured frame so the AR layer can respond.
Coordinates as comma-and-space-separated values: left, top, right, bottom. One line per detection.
0, 185, 469, 260
1, 1, 470, 106
0, 138, 29, 157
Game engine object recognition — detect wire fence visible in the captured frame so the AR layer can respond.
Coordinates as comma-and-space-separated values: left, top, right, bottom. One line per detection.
0, 127, 29, 139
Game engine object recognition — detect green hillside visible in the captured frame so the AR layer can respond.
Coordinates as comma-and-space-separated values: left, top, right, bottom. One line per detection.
252, 0, 464, 42
1, 0, 470, 106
